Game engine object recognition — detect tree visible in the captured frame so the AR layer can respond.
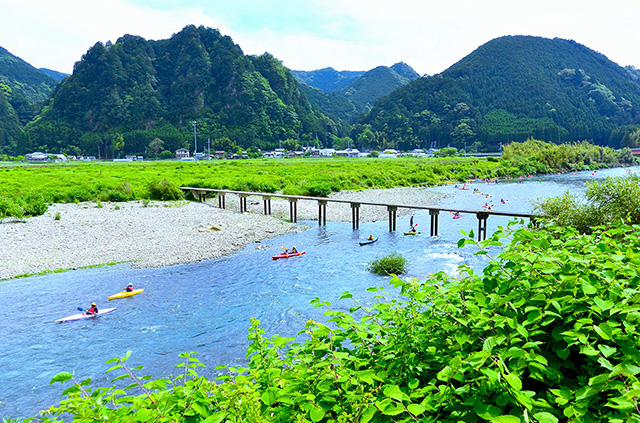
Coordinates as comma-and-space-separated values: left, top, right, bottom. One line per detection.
112, 133, 124, 159
148, 138, 165, 159
281, 138, 299, 151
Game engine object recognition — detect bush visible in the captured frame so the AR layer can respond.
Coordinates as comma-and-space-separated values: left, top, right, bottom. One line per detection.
534, 174, 640, 232
367, 253, 406, 275
21, 195, 48, 217
159, 150, 174, 160
147, 178, 184, 201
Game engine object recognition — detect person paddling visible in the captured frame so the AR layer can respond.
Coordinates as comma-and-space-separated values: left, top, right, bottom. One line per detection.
86, 302, 98, 315
124, 282, 134, 292
291, 246, 298, 253
367, 234, 375, 240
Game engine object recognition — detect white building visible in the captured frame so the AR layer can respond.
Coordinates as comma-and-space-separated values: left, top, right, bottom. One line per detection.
175, 148, 189, 159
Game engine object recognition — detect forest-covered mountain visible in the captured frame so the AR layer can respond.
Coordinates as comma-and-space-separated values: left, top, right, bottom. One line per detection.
352, 36, 640, 152
296, 62, 420, 122
39, 68, 69, 82
0, 46, 58, 152
20, 25, 342, 157
290, 67, 364, 93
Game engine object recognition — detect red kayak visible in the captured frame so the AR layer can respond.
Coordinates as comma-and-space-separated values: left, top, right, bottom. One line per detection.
272, 251, 306, 260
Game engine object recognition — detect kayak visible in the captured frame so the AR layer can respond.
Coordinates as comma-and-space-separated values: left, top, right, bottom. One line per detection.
272, 251, 306, 260
108, 288, 144, 300
403, 231, 421, 235
359, 238, 378, 246
55, 307, 116, 323
453, 215, 462, 219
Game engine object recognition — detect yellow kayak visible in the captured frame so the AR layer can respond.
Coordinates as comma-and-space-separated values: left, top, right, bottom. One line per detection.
108, 288, 144, 300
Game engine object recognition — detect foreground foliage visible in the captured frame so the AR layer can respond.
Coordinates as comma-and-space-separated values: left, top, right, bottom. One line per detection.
32, 219, 640, 422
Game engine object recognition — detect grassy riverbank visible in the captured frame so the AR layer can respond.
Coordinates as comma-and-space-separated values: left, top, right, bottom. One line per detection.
0, 156, 499, 205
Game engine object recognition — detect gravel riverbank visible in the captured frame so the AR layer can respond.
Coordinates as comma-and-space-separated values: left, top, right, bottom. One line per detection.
0, 187, 447, 280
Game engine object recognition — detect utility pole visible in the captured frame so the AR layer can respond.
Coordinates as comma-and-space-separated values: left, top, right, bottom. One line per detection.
193, 120, 197, 158
207, 138, 211, 157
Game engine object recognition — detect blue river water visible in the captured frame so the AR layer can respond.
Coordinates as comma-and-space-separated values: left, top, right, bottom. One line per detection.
0, 167, 635, 419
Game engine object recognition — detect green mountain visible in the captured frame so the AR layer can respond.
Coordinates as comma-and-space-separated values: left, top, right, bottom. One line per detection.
290, 67, 364, 93
297, 62, 420, 122
24, 25, 341, 157
0, 46, 58, 153
39, 68, 69, 82
355, 36, 640, 152
336, 62, 420, 117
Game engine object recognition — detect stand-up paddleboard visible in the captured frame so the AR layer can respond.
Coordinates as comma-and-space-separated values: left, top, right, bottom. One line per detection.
55, 308, 116, 323
108, 288, 144, 300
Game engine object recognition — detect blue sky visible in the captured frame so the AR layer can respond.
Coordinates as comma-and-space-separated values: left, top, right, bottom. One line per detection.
2, 0, 639, 76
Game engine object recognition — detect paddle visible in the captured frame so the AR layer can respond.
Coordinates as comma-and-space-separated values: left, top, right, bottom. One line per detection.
77, 307, 84, 312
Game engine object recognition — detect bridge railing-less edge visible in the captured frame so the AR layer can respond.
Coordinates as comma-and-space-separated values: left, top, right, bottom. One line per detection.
180, 187, 536, 241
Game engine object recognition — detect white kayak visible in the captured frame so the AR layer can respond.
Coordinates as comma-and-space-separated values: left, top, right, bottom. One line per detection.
55, 307, 116, 323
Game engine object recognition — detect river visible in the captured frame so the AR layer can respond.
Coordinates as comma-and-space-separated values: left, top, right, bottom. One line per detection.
0, 167, 634, 419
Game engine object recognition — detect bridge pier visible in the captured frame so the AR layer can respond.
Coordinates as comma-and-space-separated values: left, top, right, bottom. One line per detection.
387, 206, 397, 231
239, 194, 249, 213
476, 212, 489, 241
288, 198, 298, 223
218, 193, 226, 209
429, 209, 439, 236
351, 203, 360, 230
197, 190, 208, 202
263, 196, 272, 215
318, 200, 327, 226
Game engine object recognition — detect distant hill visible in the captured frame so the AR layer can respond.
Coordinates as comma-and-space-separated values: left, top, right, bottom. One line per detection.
355, 36, 640, 151
297, 62, 420, 122
291, 67, 364, 93
39, 68, 69, 82
336, 62, 420, 117
0, 46, 58, 153
24, 25, 342, 157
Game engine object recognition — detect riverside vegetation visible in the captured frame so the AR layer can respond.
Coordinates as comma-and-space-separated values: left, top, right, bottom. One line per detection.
29, 177, 640, 422
0, 139, 635, 221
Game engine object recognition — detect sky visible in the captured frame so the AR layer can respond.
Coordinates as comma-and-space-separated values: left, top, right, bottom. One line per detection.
1, 0, 639, 76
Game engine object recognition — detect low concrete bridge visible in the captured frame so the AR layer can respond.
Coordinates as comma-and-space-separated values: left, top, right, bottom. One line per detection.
180, 187, 536, 241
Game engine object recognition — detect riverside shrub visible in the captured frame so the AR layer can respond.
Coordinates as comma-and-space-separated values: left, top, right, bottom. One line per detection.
147, 178, 184, 201
36, 220, 640, 421
535, 174, 640, 232
367, 253, 407, 275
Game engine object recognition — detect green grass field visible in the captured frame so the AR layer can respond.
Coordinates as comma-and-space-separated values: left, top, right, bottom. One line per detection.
0, 157, 500, 205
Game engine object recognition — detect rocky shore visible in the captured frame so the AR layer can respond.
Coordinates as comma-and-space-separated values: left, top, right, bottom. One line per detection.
0, 187, 447, 280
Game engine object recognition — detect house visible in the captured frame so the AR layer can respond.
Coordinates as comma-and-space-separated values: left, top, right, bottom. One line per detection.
335, 148, 360, 158
175, 148, 189, 159
319, 148, 336, 157
25, 152, 68, 163
378, 149, 398, 158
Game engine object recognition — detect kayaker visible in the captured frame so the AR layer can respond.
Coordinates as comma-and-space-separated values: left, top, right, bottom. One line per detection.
86, 302, 98, 315
291, 246, 298, 253
124, 282, 134, 292
367, 235, 374, 240
410, 224, 417, 233
453, 212, 460, 218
